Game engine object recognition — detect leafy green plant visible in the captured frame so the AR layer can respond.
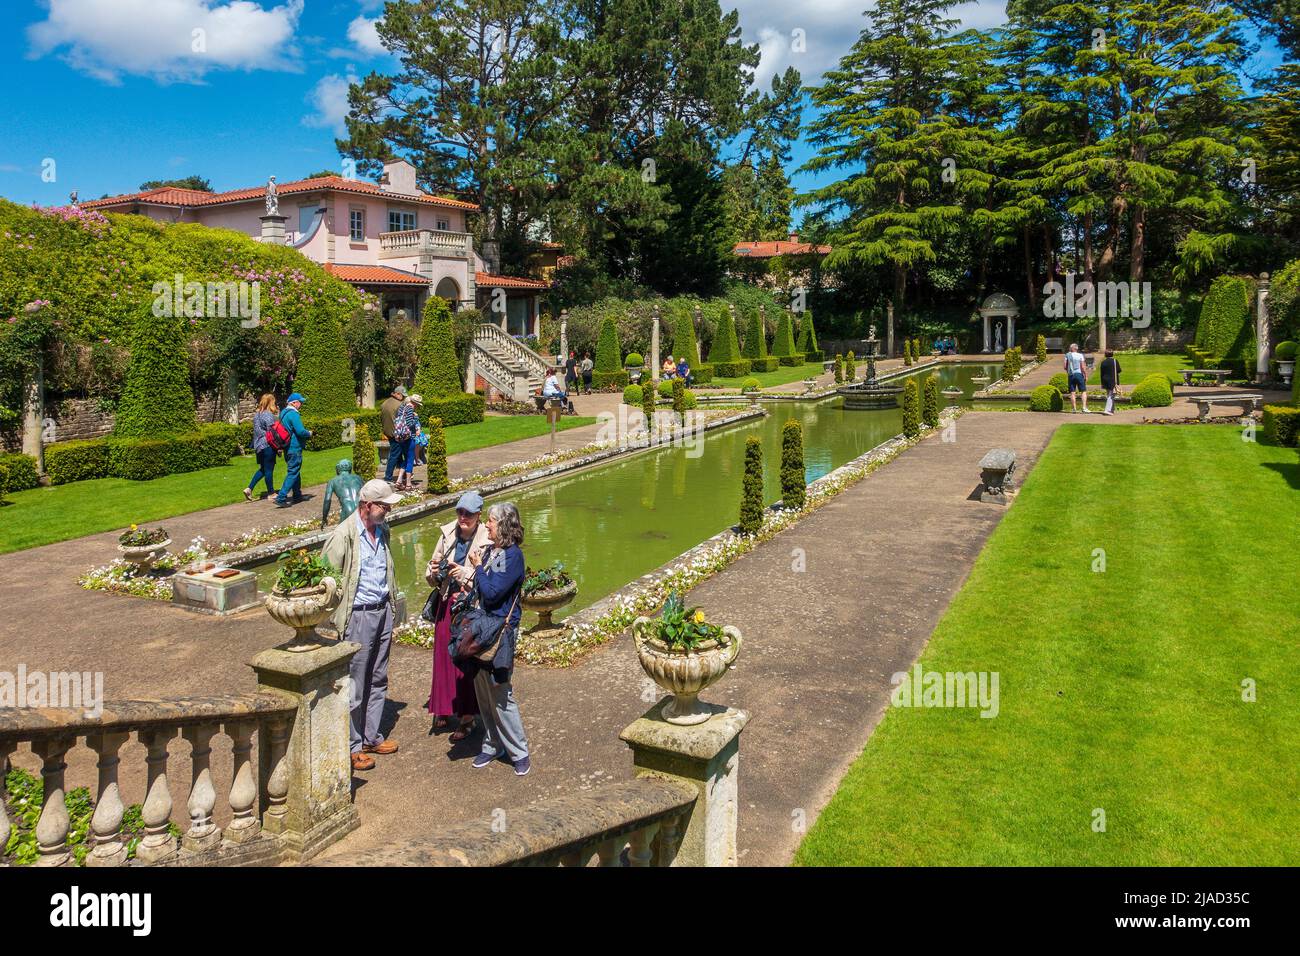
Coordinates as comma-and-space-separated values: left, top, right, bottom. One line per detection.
523, 561, 575, 596
834, 354, 843, 384
623, 383, 643, 405
1274, 340, 1297, 361
624, 352, 645, 368
1036, 334, 1047, 363
741, 377, 761, 393
593, 316, 629, 388
922, 375, 940, 427
780, 419, 806, 510
273, 548, 337, 592
903, 339, 913, 365
644, 592, 723, 650
902, 379, 920, 438
1029, 384, 1064, 412
738, 435, 764, 535
1048, 372, 1069, 393
1130, 373, 1174, 407
292, 303, 356, 417
425, 416, 449, 495
672, 377, 686, 418
412, 297, 464, 398
118, 524, 168, 547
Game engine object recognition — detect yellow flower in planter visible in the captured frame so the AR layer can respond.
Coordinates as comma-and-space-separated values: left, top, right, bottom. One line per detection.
694, 609, 705, 624
130, 523, 138, 531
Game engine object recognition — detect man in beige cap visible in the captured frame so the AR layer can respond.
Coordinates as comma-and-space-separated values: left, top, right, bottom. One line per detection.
323, 478, 403, 772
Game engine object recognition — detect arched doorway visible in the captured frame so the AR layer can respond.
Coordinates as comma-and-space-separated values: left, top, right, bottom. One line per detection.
434, 277, 461, 311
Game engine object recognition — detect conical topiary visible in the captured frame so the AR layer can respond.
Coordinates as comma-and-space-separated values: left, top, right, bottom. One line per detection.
1036, 334, 1047, 364
834, 354, 844, 384
672, 377, 686, 419
903, 339, 913, 366
796, 311, 822, 363
922, 375, 940, 428
642, 373, 657, 433
114, 309, 197, 437
352, 423, 377, 480
771, 311, 800, 365
708, 304, 750, 377
593, 315, 629, 388
412, 297, 463, 399
780, 419, 806, 511
845, 351, 856, 381
425, 416, 448, 494
741, 306, 767, 360
292, 307, 357, 417
902, 379, 920, 438
738, 435, 764, 535
672, 304, 702, 368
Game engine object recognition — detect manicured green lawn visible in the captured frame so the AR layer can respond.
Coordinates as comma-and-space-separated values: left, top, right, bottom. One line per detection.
1085, 351, 1190, 386
796, 424, 1300, 865
0, 415, 595, 554
712, 363, 825, 389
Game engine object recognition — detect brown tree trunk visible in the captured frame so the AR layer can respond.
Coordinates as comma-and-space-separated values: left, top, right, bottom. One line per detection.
1023, 226, 1038, 311
1083, 211, 1095, 285
1129, 205, 1146, 283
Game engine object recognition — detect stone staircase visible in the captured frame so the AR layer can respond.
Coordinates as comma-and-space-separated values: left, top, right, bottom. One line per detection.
469, 322, 550, 402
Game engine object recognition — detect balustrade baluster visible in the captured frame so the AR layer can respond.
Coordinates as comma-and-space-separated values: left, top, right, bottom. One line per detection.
558, 847, 595, 867
264, 716, 291, 825
627, 823, 658, 867
85, 731, 130, 867
135, 727, 178, 863
33, 736, 74, 867
223, 719, 260, 843
653, 812, 684, 867
0, 740, 13, 856
594, 836, 624, 867
182, 723, 221, 852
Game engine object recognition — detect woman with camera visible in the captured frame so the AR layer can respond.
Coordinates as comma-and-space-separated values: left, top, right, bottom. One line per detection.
424, 492, 491, 741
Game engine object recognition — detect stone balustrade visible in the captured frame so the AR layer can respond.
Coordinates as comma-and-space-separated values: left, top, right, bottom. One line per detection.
378, 228, 473, 260
1, 640, 360, 868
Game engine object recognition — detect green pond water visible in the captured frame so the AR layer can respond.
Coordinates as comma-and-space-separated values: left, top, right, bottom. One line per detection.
259, 362, 999, 624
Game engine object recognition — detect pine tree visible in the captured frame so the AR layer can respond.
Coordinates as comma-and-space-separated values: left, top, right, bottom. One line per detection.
780, 419, 806, 510
738, 435, 765, 535
902, 379, 920, 438
922, 375, 940, 428
425, 416, 449, 494
292, 308, 357, 417
114, 310, 197, 437
352, 423, 377, 481
412, 297, 462, 399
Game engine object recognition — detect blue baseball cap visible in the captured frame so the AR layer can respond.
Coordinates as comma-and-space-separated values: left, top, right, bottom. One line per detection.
455, 491, 484, 514
286, 392, 306, 405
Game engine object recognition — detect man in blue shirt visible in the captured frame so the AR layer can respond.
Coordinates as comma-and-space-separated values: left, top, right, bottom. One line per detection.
275, 392, 313, 506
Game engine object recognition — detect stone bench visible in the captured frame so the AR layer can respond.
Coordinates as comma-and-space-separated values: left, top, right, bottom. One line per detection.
978, 448, 1017, 504
1193, 394, 1261, 422
1045, 337, 1064, 352
1179, 368, 1231, 387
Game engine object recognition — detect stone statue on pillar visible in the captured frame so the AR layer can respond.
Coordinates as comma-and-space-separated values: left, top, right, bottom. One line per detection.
559, 309, 569, 364
994, 322, 1004, 352
265, 176, 279, 216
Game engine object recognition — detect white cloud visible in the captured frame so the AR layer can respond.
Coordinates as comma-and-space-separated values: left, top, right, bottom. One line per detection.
26, 0, 304, 84
735, 0, 1009, 89
303, 73, 357, 135
346, 15, 386, 57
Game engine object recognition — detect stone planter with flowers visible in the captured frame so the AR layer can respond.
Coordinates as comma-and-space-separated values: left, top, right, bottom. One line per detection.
633, 592, 742, 725
264, 549, 340, 652
520, 562, 578, 635
117, 525, 171, 573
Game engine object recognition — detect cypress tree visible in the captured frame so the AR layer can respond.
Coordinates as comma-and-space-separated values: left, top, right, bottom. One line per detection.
741, 306, 768, 360
425, 416, 449, 494
293, 308, 359, 417
903, 339, 913, 365
922, 374, 940, 428
593, 315, 629, 388
412, 297, 462, 399
796, 311, 822, 362
708, 304, 749, 376
902, 378, 921, 438
845, 350, 856, 380
780, 419, 806, 510
114, 309, 197, 437
771, 310, 799, 359
738, 435, 765, 535
672, 304, 702, 367
352, 423, 377, 480
672, 377, 686, 419
642, 373, 657, 433
834, 353, 844, 383
1036, 334, 1047, 364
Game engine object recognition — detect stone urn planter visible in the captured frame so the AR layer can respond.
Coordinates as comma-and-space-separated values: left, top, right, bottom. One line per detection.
521, 580, 578, 634
117, 538, 171, 573
264, 577, 340, 652
632, 618, 742, 725
1278, 360, 1295, 386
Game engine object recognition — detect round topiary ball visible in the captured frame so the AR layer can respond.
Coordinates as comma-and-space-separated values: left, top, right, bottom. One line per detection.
682, 389, 698, 410
741, 377, 761, 393
1029, 384, 1063, 412
624, 352, 645, 368
623, 383, 643, 405
1048, 372, 1069, 393
1130, 373, 1174, 407
658, 378, 675, 398
1275, 340, 1298, 361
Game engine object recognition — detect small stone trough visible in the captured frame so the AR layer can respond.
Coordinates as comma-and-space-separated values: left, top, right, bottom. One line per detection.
978, 448, 1017, 504
171, 564, 262, 616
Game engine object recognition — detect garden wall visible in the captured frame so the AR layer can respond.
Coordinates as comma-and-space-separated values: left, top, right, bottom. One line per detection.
0, 392, 259, 452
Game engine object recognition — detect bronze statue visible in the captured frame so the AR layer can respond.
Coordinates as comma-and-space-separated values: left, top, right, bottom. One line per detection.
322, 459, 363, 528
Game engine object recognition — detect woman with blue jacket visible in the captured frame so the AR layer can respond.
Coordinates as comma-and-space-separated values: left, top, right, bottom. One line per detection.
466, 500, 531, 776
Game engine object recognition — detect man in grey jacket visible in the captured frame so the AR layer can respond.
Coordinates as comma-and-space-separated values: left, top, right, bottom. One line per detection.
323, 478, 403, 773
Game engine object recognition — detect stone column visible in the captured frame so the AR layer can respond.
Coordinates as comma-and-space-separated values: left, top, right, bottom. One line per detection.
21, 364, 44, 473
249, 640, 361, 863
1008, 314, 1017, 351
620, 702, 749, 866
220, 368, 241, 424
259, 214, 288, 245
1256, 272, 1271, 384
982, 313, 991, 353
886, 302, 895, 358
464, 349, 477, 395
360, 360, 376, 409
559, 309, 568, 362
650, 307, 661, 381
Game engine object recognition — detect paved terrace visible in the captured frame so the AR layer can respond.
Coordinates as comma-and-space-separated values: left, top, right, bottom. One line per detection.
3, 371, 1281, 865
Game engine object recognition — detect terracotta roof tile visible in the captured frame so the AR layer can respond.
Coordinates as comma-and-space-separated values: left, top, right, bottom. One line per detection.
732, 240, 831, 258
475, 272, 550, 290
84, 176, 478, 212
323, 264, 429, 285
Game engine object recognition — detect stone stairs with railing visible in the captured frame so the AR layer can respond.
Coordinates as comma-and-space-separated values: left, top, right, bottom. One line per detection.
468, 322, 551, 402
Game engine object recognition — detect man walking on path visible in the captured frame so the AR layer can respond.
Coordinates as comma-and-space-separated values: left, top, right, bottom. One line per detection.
1064, 344, 1090, 414
275, 392, 312, 506
1098, 350, 1121, 415
564, 351, 578, 393
324, 478, 404, 773
381, 385, 407, 482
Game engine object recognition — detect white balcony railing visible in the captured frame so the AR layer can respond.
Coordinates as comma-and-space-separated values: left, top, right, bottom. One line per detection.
378, 229, 472, 260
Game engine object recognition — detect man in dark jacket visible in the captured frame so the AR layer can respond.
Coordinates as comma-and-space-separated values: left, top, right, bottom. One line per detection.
275, 392, 312, 506
1099, 350, 1121, 416
380, 385, 407, 482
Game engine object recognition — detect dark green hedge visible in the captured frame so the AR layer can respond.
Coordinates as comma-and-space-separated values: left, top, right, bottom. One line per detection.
1029, 384, 1064, 412
0, 452, 39, 493
46, 439, 113, 485
292, 306, 357, 417
415, 393, 486, 429
692, 363, 714, 384
713, 360, 752, 378
778, 354, 805, 367
114, 310, 197, 438
1262, 405, 1300, 446
593, 369, 631, 389
1195, 276, 1256, 373
303, 409, 383, 450
749, 356, 779, 373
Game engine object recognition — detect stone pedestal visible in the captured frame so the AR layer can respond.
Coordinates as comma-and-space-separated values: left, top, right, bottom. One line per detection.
1256, 273, 1271, 384
22, 366, 44, 473
259, 214, 288, 245
886, 302, 895, 358
171, 567, 260, 615
620, 701, 748, 866
360, 360, 376, 409
650, 310, 661, 382
249, 641, 361, 862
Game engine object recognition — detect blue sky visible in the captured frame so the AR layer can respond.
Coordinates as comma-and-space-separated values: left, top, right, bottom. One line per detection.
0, 0, 1283, 220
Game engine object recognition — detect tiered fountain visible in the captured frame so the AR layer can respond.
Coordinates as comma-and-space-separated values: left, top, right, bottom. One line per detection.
837, 327, 903, 410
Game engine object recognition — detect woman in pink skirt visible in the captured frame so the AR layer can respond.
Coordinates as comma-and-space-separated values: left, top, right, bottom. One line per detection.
425, 492, 492, 741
